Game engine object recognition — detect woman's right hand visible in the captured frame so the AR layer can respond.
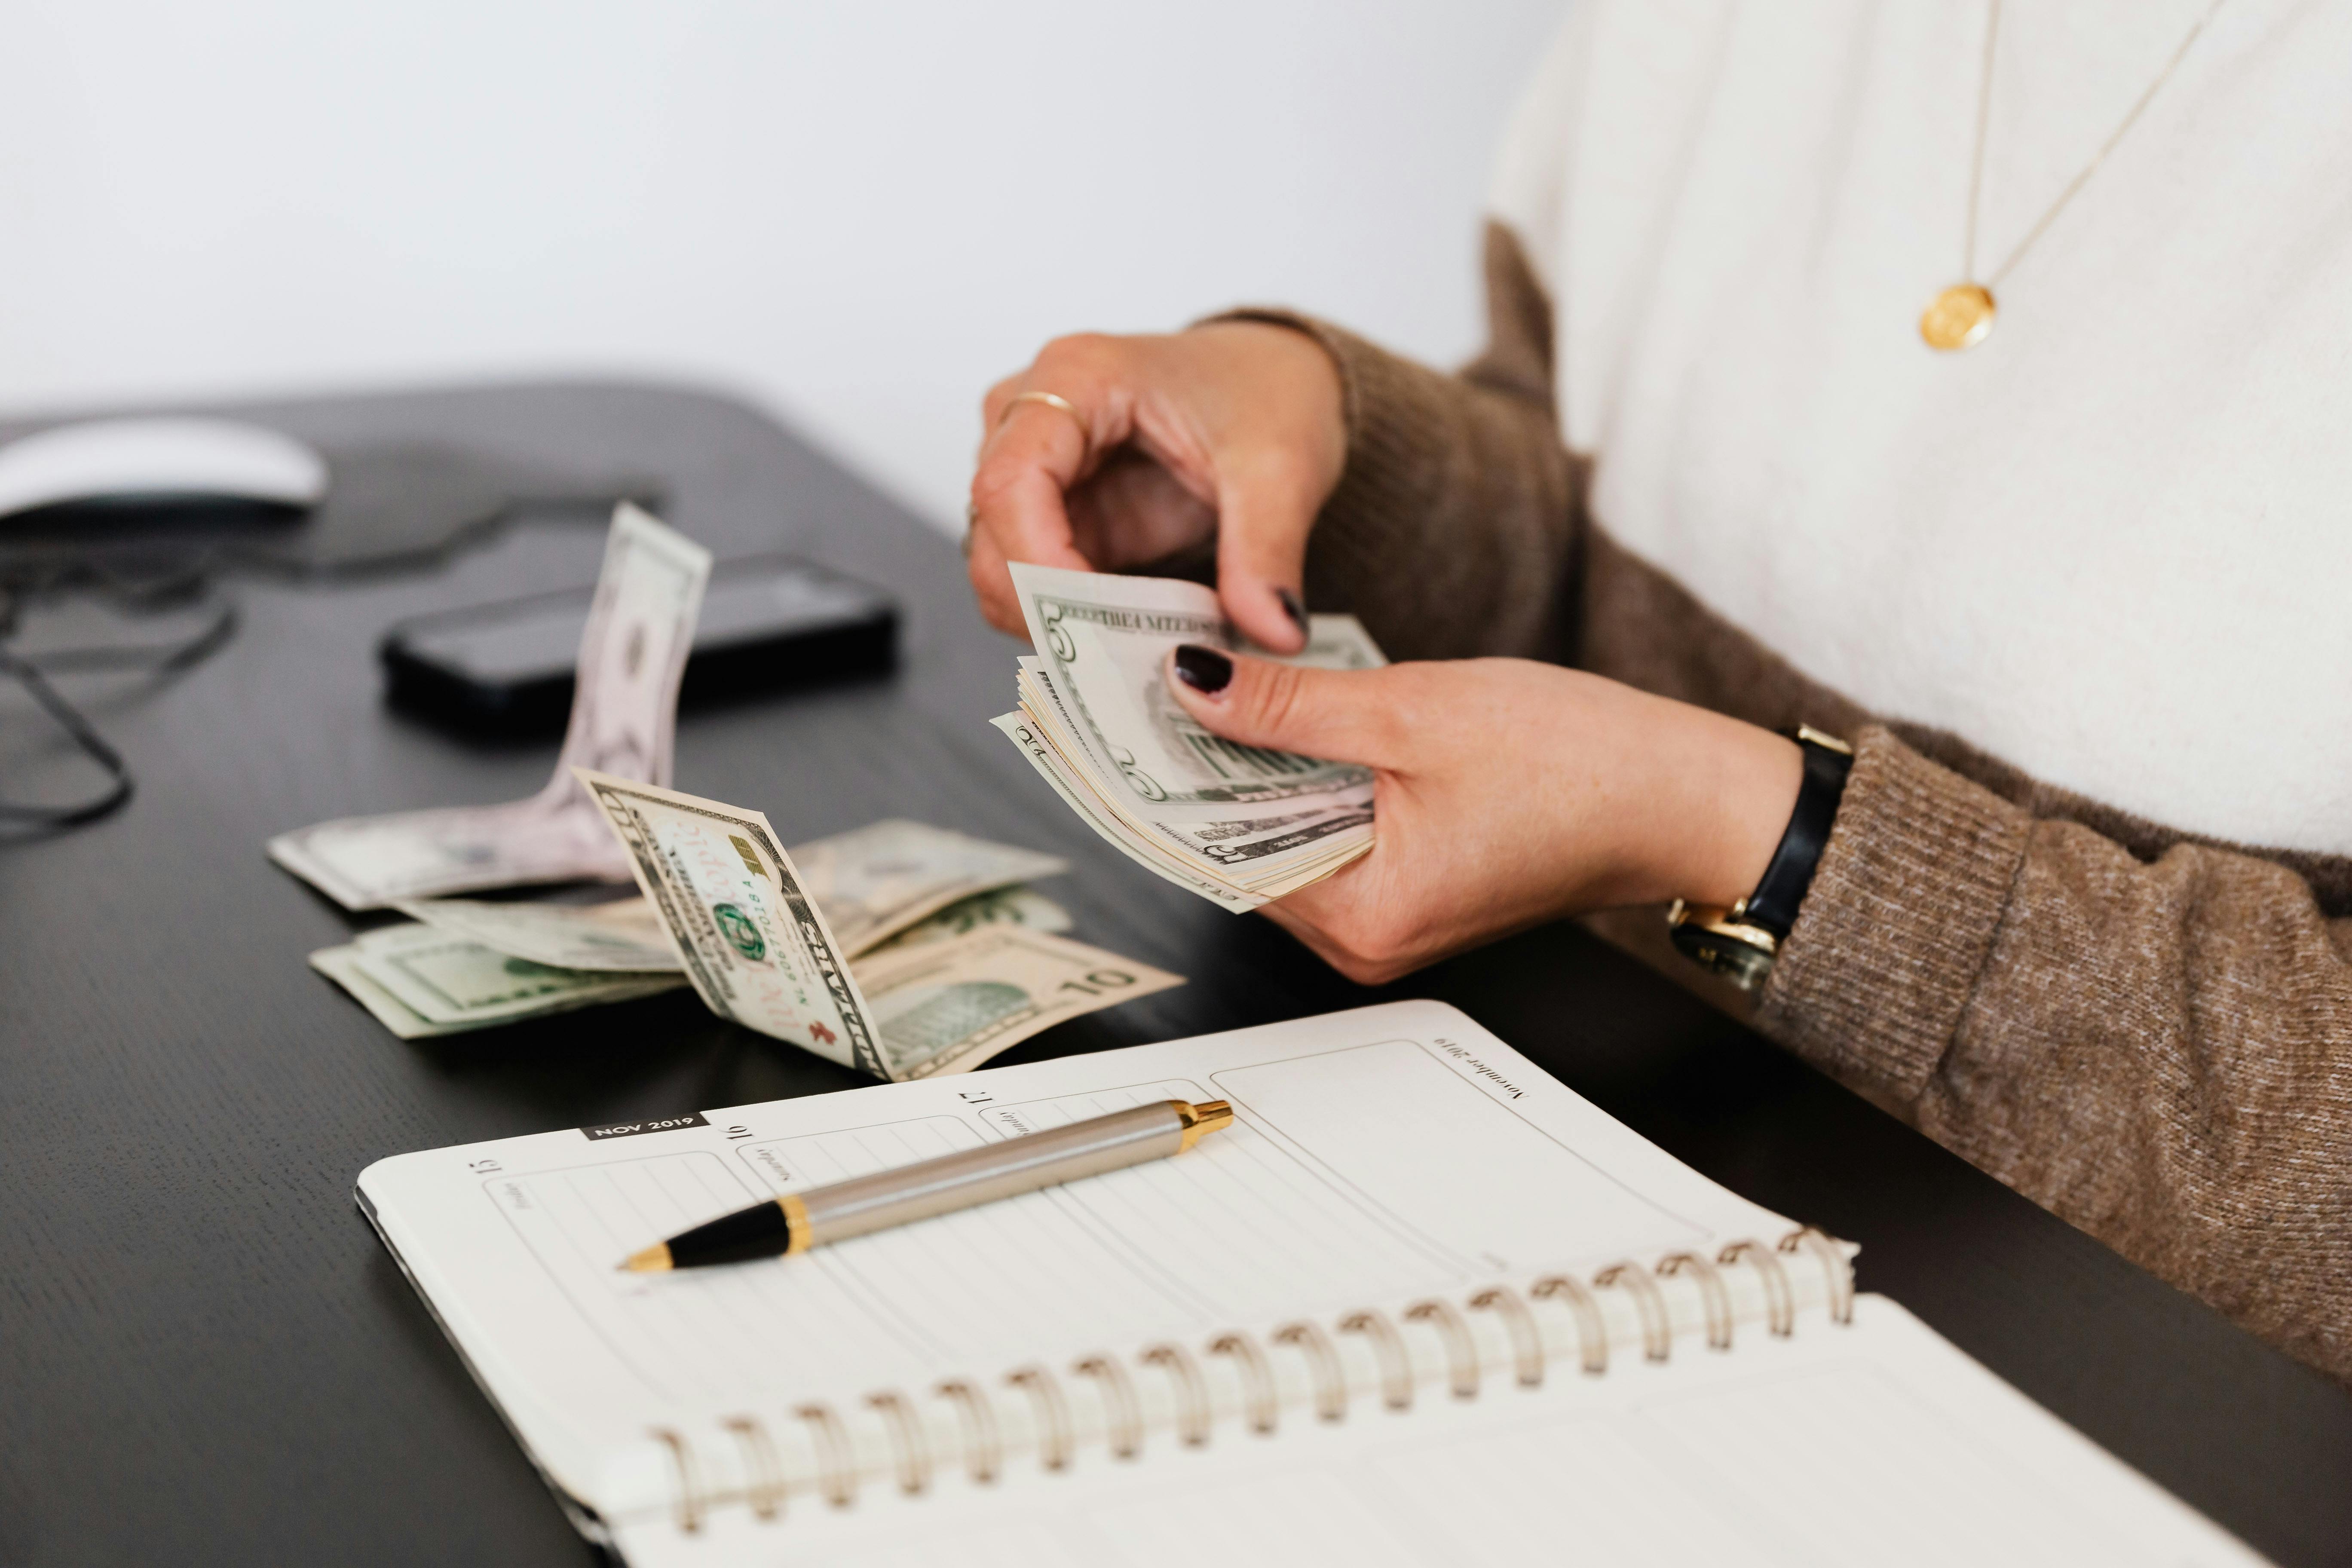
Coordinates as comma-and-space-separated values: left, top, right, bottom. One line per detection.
965, 320, 1347, 653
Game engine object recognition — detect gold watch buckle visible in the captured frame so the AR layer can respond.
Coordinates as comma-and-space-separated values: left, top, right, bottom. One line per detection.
1666, 898, 1779, 992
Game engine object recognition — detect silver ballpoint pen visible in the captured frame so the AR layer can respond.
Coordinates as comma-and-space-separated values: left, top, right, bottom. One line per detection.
621, 1098, 1233, 1272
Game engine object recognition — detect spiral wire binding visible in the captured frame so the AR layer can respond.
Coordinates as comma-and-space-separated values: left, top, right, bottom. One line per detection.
652, 1427, 707, 1534
865, 1392, 931, 1495
1531, 1272, 1611, 1375
1006, 1366, 1073, 1471
1209, 1332, 1280, 1434
1140, 1343, 1213, 1446
1338, 1309, 1416, 1412
796, 1404, 856, 1507
1718, 1240, 1796, 1337
1593, 1260, 1675, 1362
654, 1226, 1855, 1532
933, 1379, 1001, 1485
721, 1415, 786, 1520
1272, 1319, 1350, 1421
1780, 1227, 1854, 1323
1658, 1252, 1736, 1351
1075, 1356, 1144, 1459
1404, 1298, 1481, 1400
1469, 1286, 1546, 1388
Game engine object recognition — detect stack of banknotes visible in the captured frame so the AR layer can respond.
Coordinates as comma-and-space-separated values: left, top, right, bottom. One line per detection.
990, 562, 1388, 910
310, 812, 1176, 1080
277, 505, 1180, 1081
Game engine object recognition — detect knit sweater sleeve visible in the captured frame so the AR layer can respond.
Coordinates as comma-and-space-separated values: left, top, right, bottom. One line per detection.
1758, 725, 2352, 1380
1207, 222, 1584, 664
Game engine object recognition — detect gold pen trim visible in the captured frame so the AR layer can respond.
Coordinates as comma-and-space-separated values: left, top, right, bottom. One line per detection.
1173, 1099, 1234, 1152
779, 1192, 812, 1254
621, 1240, 674, 1274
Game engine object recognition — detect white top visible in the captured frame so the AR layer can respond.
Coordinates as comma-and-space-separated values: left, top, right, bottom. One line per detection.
1490, 0, 2352, 854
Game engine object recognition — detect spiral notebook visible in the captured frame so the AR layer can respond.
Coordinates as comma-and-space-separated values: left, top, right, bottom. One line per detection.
356, 1000, 2265, 1567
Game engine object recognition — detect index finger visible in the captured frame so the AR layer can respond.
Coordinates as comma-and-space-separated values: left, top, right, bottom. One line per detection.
968, 391, 1101, 576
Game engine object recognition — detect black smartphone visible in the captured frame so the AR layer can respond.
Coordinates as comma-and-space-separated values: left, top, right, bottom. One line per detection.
380, 554, 897, 736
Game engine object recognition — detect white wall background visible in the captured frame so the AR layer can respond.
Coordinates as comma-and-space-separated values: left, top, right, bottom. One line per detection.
0, 1, 1566, 532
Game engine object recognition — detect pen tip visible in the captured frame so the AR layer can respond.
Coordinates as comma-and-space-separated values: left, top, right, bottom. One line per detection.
620, 1243, 674, 1274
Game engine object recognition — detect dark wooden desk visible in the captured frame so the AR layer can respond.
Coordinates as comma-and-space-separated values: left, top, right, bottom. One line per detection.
3, 384, 2345, 1567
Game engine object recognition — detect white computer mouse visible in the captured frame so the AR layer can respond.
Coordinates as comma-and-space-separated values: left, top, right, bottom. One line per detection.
0, 416, 329, 522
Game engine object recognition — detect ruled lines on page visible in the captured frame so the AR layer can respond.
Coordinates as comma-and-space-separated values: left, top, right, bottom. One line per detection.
487, 1079, 1470, 1403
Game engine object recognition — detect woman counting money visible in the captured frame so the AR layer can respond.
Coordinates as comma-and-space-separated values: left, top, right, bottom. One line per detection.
959, 6, 2352, 1383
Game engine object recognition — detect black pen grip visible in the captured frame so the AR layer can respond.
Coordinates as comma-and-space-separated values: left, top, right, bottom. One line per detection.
666, 1200, 794, 1267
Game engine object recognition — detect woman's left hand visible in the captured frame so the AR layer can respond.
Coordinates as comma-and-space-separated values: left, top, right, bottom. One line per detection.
1161, 646, 1804, 984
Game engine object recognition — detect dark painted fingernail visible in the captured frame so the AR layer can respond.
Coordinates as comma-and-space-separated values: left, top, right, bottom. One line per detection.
1172, 644, 1234, 695
1276, 586, 1308, 634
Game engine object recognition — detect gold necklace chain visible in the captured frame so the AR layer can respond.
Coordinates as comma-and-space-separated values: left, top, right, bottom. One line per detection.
1920, 0, 2226, 351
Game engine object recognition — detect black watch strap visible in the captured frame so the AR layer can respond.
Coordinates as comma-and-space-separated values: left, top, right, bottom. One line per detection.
1740, 726, 1854, 940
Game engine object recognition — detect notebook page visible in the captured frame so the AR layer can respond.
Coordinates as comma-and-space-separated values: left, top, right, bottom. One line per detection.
615, 1295, 2265, 1568
357, 1001, 1793, 1509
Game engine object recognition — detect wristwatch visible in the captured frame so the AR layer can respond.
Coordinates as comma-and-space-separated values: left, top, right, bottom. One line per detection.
1668, 725, 1853, 992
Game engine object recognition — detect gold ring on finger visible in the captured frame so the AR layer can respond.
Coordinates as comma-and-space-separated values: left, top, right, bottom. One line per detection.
999, 389, 1087, 444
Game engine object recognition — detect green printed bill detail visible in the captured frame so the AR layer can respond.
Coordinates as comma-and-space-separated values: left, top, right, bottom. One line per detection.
309, 924, 681, 1038
866, 884, 1071, 951
573, 769, 886, 1077
780, 818, 1068, 954
848, 927, 1183, 1079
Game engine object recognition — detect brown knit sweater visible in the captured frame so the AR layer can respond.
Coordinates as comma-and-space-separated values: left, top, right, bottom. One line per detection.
1219, 224, 2352, 1385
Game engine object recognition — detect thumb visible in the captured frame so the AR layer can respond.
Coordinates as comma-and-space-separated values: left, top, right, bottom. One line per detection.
1211, 457, 1320, 654
1162, 644, 1402, 768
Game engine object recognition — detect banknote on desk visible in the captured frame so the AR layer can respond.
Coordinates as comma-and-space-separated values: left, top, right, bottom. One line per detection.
313, 895, 1137, 1066
867, 884, 1070, 951
573, 771, 1176, 1079
573, 768, 887, 1073
395, 820, 1069, 971
754, 818, 1066, 954
991, 563, 1387, 908
310, 904, 1138, 1064
309, 924, 682, 1039
850, 926, 1180, 1079
393, 879, 1072, 974
390, 894, 679, 972
268, 502, 710, 910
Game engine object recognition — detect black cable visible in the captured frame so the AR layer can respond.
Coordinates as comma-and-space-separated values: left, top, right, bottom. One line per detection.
19, 597, 238, 674
0, 646, 134, 829
0, 485, 640, 840
0, 574, 237, 836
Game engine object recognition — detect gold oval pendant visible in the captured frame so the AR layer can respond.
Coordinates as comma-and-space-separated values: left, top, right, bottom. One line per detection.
1920, 283, 1996, 351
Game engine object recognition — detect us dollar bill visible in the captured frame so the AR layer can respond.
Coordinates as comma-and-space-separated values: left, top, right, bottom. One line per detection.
310, 943, 474, 1040
850, 928, 1182, 1079
392, 894, 677, 972
573, 768, 887, 1075
268, 502, 711, 909
990, 711, 1263, 908
782, 819, 1067, 954
865, 885, 1070, 952
998, 564, 1385, 904
396, 825, 1071, 971
311, 924, 681, 1036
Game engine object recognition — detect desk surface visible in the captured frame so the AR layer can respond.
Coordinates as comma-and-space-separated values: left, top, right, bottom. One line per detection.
3, 383, 2346, 1567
